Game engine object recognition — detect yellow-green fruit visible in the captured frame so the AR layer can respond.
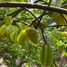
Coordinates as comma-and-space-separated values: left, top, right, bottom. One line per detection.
17, 30, 28, 45
49, 13, 66, 25
6, 25, 17, 37
63, 14, 67, 20
61, 32, 67, 37
10, 28, 19, 42
17, 22, 28, 30
3, 16, 13, 26
0, 24, 7, 37
26, 28, 39, 44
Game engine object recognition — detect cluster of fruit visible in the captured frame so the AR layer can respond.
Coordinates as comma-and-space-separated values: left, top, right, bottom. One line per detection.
0, 16, 39, 45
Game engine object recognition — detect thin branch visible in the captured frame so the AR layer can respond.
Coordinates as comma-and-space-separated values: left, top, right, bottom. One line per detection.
29, 11, 50, 26
34, 0, 52, 28
24, 8, 42, 27
40, 24, 48, 44
24, 8, 38, 19
48, 25, 67, 27
8, 8, 24, 17
14, 18, 34, 22
0, 3, 66, 14
53, 59, 58, 67
39, 0, 52, 45
61, 4, 67, 8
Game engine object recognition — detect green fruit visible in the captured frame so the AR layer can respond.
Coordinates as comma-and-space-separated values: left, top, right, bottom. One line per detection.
3, 16, 13, 26
17, 30, 29, 45
6, 25, 17, 37
41, 45, 53, 66
41, 44, 46, 66
26, 28, 39, 44
17, 22, 28, 30
61, 32, 67, 37
63, 14, 67, 20
0, 24, 7, 37
10, 28, 19, 42
45, 45, 53, 66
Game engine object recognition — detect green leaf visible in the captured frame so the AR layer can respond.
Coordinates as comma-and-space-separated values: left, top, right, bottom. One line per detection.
51, 0, 63, 7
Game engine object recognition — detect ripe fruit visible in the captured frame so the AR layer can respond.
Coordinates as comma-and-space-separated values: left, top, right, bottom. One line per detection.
17, 30, 29, 45
3, 16, 13, 26
26, 28, 39, 44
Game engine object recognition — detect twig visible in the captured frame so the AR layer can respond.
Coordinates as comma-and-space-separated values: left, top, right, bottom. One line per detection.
40, 24, 48, 44
24, 8, 38, 20
24, 8, 42, 27
53, 59, 58, 67
34, 0, 52, 28
39, 0, 52, 45
48, 25, 67, 27
61, 4, 67, 8
8, 8, 24, 17
29, 11, 50, 27
14, 18, 34, 22
60, 53, 64, 67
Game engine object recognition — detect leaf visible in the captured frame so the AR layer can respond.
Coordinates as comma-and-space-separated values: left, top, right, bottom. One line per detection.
51, 0, 63, 7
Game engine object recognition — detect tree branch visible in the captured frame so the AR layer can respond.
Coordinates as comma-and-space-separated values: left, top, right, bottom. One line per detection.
0, 3, 66, 14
